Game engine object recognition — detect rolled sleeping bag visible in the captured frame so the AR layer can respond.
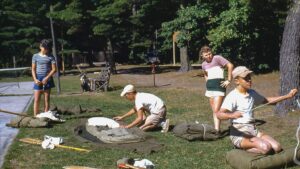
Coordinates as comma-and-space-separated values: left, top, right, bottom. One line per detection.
226, 147, 300, 169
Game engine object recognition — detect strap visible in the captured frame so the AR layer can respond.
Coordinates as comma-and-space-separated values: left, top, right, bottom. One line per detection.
202, 124, 206, 140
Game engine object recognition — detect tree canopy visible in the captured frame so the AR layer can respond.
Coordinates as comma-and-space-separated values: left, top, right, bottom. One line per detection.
0, 0, 292, 73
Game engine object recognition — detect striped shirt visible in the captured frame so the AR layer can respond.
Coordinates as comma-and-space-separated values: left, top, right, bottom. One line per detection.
32, 53, 56, 76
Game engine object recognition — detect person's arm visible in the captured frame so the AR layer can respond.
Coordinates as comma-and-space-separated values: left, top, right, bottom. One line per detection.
226, 62, 233, 82
204, 71, 208, 81
265, 88, 298, 105
221, 62, 234, 87
42, 64, 56, 85
125, 109, 144, 128
113, 108, 136, 121
31, 63, 41, 85
216, 108, 243, 120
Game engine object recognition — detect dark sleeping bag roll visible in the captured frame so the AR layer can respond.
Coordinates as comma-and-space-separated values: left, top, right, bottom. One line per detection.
226, 147, 300, 169
173, 122, 219, 141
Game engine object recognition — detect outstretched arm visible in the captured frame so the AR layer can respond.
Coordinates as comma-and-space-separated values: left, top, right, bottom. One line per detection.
265, 89, 298, 104
216, 108, 243, 120
125, 109, 144, 128
113, 108, 136, 121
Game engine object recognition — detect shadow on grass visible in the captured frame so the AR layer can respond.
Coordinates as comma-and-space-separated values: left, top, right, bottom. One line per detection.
63, 114, 102, 120
255, 119, 266, 126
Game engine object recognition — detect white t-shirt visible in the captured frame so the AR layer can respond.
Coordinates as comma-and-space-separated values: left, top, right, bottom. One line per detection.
205, 66, 225, 80
221, 89, 266, 123
135, 92, 165, 115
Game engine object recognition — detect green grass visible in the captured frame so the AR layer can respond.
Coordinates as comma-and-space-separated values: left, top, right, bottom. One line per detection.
2, 73, 300, 169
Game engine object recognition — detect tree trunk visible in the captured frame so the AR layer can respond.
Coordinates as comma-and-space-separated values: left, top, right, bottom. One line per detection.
106, 39, 117, 74
275, 0, 300, 115
179, 46, 192, 72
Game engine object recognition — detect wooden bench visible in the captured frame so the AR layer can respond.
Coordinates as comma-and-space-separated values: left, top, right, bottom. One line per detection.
92, 61, 108, 67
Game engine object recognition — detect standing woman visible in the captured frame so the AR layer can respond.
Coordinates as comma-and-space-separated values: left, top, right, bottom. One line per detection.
32, 39, 56, 116
200, 46, 233, 132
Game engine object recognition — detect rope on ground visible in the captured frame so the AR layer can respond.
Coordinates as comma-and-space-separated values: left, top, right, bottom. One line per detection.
19, 138, 91, 153
201, 124, 206, 140
294, 118, 300, 165
294, 99, 300, 165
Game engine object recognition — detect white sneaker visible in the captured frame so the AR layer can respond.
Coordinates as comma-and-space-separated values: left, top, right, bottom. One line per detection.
161, 119, 170, 133
159, 121, 165, 127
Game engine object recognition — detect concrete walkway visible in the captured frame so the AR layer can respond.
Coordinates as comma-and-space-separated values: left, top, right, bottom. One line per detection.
0, 82, 33, 167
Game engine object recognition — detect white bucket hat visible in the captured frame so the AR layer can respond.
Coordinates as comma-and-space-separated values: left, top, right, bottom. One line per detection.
120, 84, 136, 97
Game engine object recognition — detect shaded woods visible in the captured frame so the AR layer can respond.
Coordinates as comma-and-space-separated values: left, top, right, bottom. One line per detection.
0, 0, 291, 72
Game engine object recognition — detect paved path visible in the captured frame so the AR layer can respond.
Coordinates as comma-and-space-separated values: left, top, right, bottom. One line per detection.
0, 82, 33, 167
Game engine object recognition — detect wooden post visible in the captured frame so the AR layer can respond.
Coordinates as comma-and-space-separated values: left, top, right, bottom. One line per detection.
13, 56, 16, 68
13, 56, 17, 77
172, 41, 176, 66
172, 31, 180, 66
61, 48, 65, 76
151, 63, 156, 87
50, 5, 61, 94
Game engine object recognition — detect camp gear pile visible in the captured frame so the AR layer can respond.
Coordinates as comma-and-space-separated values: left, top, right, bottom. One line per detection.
83, 117, 145, 143
50, 105, 102, 115
6, 116, 49, 128
172, 122, 220, 141
74, 119, 163, 154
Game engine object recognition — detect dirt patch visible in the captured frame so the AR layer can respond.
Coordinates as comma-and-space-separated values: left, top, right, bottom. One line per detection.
111, 66, 279, 95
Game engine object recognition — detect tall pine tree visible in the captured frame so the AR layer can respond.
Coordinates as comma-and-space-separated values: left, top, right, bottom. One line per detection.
275, 0, 300, 115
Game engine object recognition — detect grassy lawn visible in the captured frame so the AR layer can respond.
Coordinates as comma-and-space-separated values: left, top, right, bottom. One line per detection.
2, 66, 300, 169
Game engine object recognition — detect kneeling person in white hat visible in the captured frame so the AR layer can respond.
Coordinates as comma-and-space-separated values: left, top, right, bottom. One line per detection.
113, 84, 169, 132
216, 66, 298, 154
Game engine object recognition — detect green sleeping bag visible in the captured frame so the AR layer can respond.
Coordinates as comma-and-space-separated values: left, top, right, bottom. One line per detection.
226, 147, 300, 169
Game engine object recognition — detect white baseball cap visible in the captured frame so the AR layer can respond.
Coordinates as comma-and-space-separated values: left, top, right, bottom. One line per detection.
120, 84, 136, 97
232, 66, 253, 79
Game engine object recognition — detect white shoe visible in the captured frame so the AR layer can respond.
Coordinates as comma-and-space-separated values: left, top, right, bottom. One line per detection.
161, 119, 170, 133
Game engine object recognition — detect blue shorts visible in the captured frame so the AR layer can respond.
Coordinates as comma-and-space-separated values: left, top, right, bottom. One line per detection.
33, 75, 55, 90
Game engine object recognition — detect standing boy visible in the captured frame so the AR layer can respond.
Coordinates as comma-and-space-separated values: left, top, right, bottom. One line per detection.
200, 45, 234, 132
217, 66, 298, 154
32, 39, 56, 116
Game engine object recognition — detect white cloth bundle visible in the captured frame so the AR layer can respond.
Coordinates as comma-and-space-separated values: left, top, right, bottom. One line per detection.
41, 135, 64, 149
87, 117, 120, 128
134, 159, 155, 168
36, 111, 65, 122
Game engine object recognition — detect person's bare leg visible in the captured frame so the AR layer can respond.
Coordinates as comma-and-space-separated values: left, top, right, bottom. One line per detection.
33, 90, 42, 116
259, 133, 282, 153
140, 115, 158, 131
209, 96, 224, 132
240, 136, 272, 154
44, 89, 51, 112
140, 124, 157, 131
139, 119, 153, 129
